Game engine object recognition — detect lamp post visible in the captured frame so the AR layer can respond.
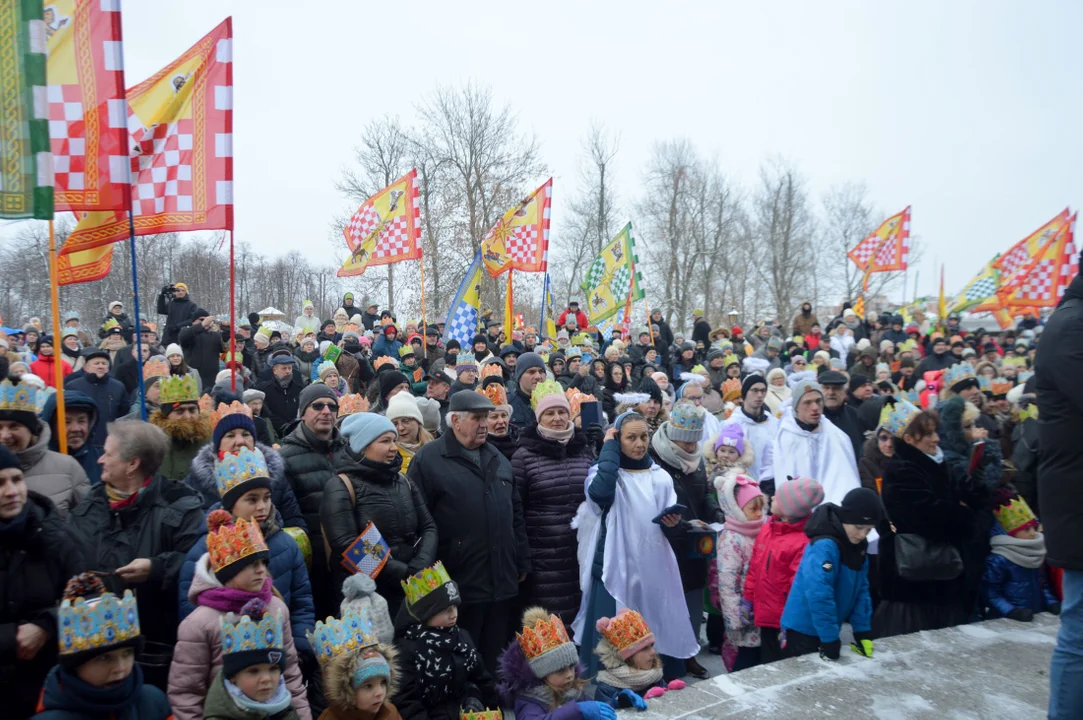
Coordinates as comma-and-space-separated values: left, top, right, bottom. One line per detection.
727, 308, 739, 327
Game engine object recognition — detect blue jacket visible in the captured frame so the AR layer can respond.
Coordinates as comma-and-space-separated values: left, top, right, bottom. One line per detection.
61, 372, 130, 449
33, 664, 171, 720
371, 333, 403, 360
780, 504, 872, 643
982, 526, 1058, 617
177, 524, 315, 656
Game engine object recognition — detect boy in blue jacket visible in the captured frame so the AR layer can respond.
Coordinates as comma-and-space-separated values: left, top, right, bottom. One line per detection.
982, 487, 1061, 621
780, 488, 881, 660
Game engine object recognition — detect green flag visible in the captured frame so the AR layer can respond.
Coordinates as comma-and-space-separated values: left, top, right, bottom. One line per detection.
580, 223, 645, 323
0, 0, 53, 219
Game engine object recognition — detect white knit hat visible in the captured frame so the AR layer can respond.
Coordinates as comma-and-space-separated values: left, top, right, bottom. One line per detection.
385, 393, 423, 424
165, 343, 183, 358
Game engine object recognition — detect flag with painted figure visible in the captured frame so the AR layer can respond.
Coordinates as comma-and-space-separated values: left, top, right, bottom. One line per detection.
0, 0, 53, 219
481, 178, 552, 277
994, 209, 1071, 290
997, 213, 1077, 308
443, 249, 483, 350
581, 223, 644, 324
337, 168, 421, 277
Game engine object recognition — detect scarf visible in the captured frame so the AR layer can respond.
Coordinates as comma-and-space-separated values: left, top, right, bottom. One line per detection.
537, 424, 575, 445
595, 664, 664, 692
225, 676, 292, 715
723, 516, 765, 538
259, 511, 280, 540
0, 503, 31, 537
198, 577, 274, 613
54, 664, 144, 716
107, 477, 152, 510
401, 624, 480, 705
522, 682, 588, 712
990, 532, 1047, 569
740, 405, 769, 424
651, 424, 702, 475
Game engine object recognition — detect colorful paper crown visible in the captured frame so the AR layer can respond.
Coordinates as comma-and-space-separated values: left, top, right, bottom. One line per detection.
879, 398, 920, 438
480, 363, 504, 380
316, 360, 337, 379
565, 389, 597, 418
670, 402, 706, 434
306, 610, 379, 666
479, 383, 508, 408
943, 363, 977, 391
398, 344, 415, 358
218, 400, 253, 421
461, 710, 503, 720
978, 376, 992, 392
58, 589, 140, 657
221, 604, 283, 657
993, 488, 1039, 536
401, 560, 453, 606
516, 611, 572, 663
721, 378, 742, 402
206, 510, 269, 574
373, 356, 399, 371
990, 378, 1013, 397
159, 374, 200, 405
101, 317, 121, 333
256, 326, 273, 340
456, 358, 478, 371
338, 394, 370, 417
0, 379, 38, 414
530, 380, 565, 410
597, 610, 654, 660
215, 447, 270, 500
142, 356, 170, 381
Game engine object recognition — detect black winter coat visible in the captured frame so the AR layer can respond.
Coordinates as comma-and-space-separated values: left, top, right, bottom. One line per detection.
652, 317, 674, 358
98, 311, 136, 339
178, 322, 223, 391
112, 344, 162, 394
322, 452, 437, 609
511, 426, 593, 624
1037, 273, 1083, 569
692, 318, 712, 350
156, 290, 198, 347
509, 387, 536, 430
650, 450, 723, 592
408, 431, 531, 605
257, 375, 304, 437
63, 371, 130, 448
67, 475, 204, 648
823, 403, 864, 465
278, 422, 348, 555
0, 493, 85, 718
394, 623, 497, 720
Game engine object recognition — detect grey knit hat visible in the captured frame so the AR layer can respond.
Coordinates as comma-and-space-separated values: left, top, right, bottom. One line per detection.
792, 379, 824, 406
519, 607, 580, 679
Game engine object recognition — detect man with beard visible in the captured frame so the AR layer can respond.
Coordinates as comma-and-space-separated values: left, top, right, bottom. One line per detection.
42, 390, 103, 485
792, 301, 819, 336
917, 334, 956, 376
818, 370, 864, 463
508, 352, 547, 430
257, 354, 303, 436
148, 374, 212, 481
64, 349, 130, 448
156, 281, 198, 347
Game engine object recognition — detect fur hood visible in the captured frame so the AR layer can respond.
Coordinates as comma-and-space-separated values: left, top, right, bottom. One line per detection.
703, 430, 755, 471
497, 639, 587, 709
188, 440, 287, 497
714, 472, 749, 520
323, 642, 399, 711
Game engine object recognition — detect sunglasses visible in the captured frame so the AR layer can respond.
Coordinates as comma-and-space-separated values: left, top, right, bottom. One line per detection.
310, 401, 339, 413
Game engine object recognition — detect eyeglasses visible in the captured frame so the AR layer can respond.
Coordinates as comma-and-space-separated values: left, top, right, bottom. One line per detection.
310, 401, 338, 413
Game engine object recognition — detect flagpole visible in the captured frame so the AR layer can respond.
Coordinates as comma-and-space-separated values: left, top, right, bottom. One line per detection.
127, 212, 147, 420
419, 256, 428, 362
48, 220, 68, 454
229, 230, 236, 391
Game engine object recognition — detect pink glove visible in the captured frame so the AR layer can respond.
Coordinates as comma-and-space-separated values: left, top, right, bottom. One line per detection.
643, 687, 667, 700
666, 680, 686, 691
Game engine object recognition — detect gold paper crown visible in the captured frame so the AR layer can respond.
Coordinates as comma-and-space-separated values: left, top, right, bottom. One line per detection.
598, 610, 654, 658
343, 323, 361, 334
721, 378, 742, 403
218, 400, 253, 421
0, 379, 38, 414
58, 589, 141, 657
306, 610, 379, 666
516, 611, 572, 662
159, 374, 200, 405
401, 561, 453, 606
462, 710, 503, 720
531, 380, 565, 410
479, 383, 508, 408
374, 356, 399, 371
206, 510, 269, 573
101, 317, 121, 333
480, 363, 504, 380
338, 394, 370, 417
142, 356, 170, 381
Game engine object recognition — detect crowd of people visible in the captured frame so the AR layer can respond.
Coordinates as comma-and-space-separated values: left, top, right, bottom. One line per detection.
0, 282, 1073, 719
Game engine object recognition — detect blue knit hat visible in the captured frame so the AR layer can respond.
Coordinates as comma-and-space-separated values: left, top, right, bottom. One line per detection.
341, 412, 397, 455
213, 412, 257, 451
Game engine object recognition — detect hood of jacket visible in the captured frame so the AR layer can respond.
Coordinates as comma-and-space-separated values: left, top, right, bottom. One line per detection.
188, 552, 222, 604
17, 422, 52, 470
805, 503, 867, 570
324, 642, 399, 711
41, 390, 99, 451
861, 434, 891, 471
5, 491, 61, 548
188, 441, 286, 501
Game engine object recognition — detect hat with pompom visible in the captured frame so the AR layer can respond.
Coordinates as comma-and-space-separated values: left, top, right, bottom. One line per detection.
516, 607, 579, 679
595, 610, 654, 661
206, 509, 269, 583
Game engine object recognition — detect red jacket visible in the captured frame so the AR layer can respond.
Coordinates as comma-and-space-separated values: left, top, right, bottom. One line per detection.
557, 308, 589, 330
804, 332, 822, 352
29, 355, 72, 388
742, 515, 811, 629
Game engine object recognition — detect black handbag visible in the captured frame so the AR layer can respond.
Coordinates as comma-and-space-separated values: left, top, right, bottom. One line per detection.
892, 532, 964, 582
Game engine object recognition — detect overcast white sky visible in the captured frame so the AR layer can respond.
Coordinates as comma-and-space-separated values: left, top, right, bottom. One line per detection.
36, 1, 1083, 301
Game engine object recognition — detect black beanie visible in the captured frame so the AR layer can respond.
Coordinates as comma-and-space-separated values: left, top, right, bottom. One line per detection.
839, 488, 883, 526
636, 376, 663, 405
741, 374, 767, 398
406, 580, 461, 623
379, 370, 411, 401
0, 445, 19, 471
848, 375, 870, 394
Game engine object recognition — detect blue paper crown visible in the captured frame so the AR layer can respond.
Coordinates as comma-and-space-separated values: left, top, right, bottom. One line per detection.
978, 376, 992, 392
215, 446, 270, 500
58, 590, 141, 656
306, 609, 379, 667
220, 608, 284, 656
670, 401, 705, 433
316, 360, 337, 378
943, 363, 977, 391
0, 379, 38, 414
879, 398, 920, 438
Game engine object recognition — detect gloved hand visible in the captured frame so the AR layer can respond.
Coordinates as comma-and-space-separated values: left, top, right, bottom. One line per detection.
643, 687, 667, 700
666, 679, 686, 691
460, 698, 485, 713
1048, 603, 1062, 616
577, 701, 618, 720
819, 639, 841, 660
850, 631, 874, 658
615, 689, 648, 711
586, 423, 605, 450
1007, 607, 1034, 622
739, 598, 754, 627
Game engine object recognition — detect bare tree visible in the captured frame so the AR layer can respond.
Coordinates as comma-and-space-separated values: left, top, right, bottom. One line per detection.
751, 158, 816, 323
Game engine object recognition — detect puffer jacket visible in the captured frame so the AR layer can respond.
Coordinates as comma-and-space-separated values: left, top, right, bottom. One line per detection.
278, 421, 348, 549
168, 554, 311, 720
511, 425, 593, 625
712, 473, 763, 648
1, 493, 86, 719
321, 451, 438, 610
742, 515, 811, 630
34, 664, 172, 720
17, 423, 90, 518
981, 526, 1058, 618
183, 441, 308, 532
177, 521, 315, 656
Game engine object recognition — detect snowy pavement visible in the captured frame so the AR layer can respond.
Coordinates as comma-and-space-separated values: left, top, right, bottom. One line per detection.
623, 613, 1059, 719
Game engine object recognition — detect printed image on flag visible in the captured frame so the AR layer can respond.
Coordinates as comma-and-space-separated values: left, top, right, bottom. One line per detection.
45, 0, 129, 211
59, 18, 233, 282
0, 0, 53, 219
341, 521, 391, 578
998, 214, 1077, 309
949, 257, 1001, 314
443, 250, 483, 349
481, 178, 552, 277
994, 209, 1070, 289
338, 169, 422, 277
581, 223, 645, 324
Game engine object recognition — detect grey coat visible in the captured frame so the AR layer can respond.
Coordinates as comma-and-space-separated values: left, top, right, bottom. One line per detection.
19, 424, 90, 518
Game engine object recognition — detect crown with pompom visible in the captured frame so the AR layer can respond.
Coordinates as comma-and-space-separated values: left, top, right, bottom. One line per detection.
879, 397, 920, 438
990, 378, 1013, 397
530, 380, 565, 410
596, 610, 654, 660
159, 374, 200, 405
670, 401, 705, 436
993, 487, 1039, 536
516, 608, 572, 662
461, 711, 503, 720
220, 598, 283, 657
338, 393, 370, 418
480, 363, 504, 381
401, 560, 453, 606
943, 363, 978, 391
142, 356, 170, 381
478, 383, 508, 408
0, 379, 38, 414
58, 573, 140, 658
306, 609, 379, 666
721, 378, 742, 403
206, 509, 269, 574
215, 447, 270, 500
373, 356, 399, 371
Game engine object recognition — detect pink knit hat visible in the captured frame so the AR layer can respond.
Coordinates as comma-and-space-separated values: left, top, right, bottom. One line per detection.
773, 476, 825, 520
733, 475, 763, 511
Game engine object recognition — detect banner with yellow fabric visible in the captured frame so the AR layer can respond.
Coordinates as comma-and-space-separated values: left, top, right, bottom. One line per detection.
580, 223, 644, 324
337, 168, 421, 277
481, 178, 552, 277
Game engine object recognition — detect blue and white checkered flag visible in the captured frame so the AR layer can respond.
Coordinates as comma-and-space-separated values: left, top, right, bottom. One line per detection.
443, 249, 484, 349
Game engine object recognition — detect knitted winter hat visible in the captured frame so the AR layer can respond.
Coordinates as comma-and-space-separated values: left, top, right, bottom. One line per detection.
299, 383, 337, 416
772, 477, 825, 520
385, 393, 423, 424
733, 475, 763, 511
378, 370, 411, 402
341, 412, 397, 455
165, 343, 183, 358
668, 402, 705, 442
713, 423, 745, 456
516, 607, 579, 679
212, 409, 257, 452
340, 575, 394, 645
839, 488, 884, 526
741, 374, 767, 398
514, 352, 546, 384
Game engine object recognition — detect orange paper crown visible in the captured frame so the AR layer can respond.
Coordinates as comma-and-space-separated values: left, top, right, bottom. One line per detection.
206, 510, 269, 574
479, 383, 508, 408
338, 394, 370, 417
597, 610, 654, 660
721, 378, 742, 403
142, 356, 170, 381
516, 611, 572, 662
565, 389, 597, 418
989, 378, 1013, 397
481, 363, 504, 381
374, 356, 399, 371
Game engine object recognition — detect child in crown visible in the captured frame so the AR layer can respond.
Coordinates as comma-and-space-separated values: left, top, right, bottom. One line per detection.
307, 610, 401, 720
33, 573, 173, 719
203, 598, 302, 719
592, 610, 685, 709
168, 510, 311, 720
982, 487, 1061, 622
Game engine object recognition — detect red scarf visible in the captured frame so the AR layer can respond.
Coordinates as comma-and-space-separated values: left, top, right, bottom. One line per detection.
107, 477, 152, 511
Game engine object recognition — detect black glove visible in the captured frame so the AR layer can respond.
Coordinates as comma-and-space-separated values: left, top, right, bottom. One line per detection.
460, 698, 485, 714
819, 639, 841, 660
1048, 603, 1062, 616
586, 423, 605, 450
1006, 607, 1034, 622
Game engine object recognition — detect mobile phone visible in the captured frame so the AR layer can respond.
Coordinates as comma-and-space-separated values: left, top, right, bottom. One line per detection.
652, 504, 689, 524
581, 400, 602, 428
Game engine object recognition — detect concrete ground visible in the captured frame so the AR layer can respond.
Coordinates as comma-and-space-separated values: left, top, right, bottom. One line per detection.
627, 614, 1059, 719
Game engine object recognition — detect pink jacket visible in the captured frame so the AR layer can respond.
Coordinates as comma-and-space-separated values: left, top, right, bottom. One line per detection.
167, 554, 312, 720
